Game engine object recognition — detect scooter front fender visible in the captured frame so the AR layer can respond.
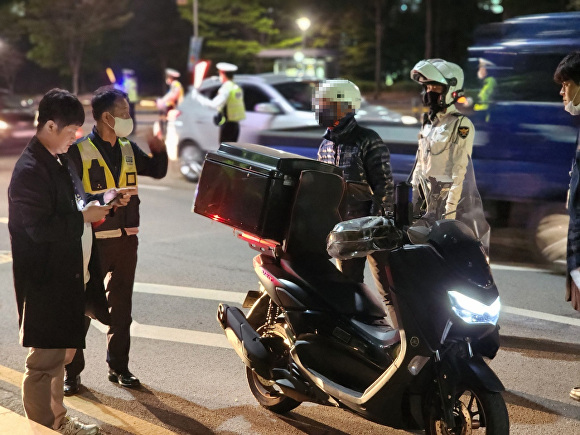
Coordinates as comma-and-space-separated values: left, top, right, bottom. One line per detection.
454, 355, 505, 393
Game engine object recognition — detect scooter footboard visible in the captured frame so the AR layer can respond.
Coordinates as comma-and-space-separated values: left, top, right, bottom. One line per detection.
217, 303, 271, 379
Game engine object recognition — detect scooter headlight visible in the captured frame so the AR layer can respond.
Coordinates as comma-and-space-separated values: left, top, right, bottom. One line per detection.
448, 291, 500, 325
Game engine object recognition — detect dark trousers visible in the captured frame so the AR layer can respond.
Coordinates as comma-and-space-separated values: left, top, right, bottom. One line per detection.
66, 234, 138, 377
219, 121, 240, 143
337, 250, 391, 304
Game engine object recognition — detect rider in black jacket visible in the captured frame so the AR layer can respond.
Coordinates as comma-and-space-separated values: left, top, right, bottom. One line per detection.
315, 79, 397, 327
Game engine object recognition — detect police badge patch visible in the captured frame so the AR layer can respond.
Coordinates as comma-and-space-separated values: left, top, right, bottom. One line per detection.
458, 126, 470, 138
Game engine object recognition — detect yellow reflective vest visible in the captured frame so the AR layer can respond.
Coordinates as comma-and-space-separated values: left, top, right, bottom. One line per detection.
224, 82, 245, 122
76, 137, 139, 236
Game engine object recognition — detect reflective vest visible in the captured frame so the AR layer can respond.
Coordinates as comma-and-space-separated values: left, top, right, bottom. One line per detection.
77, 137, 139, 236
125, 77, 138, 103
170, 80, 184, 108
224, 82, 245, 122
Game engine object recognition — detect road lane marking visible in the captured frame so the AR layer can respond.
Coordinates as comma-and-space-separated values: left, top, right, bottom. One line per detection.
134, 282, 245, 304
138, 184, 170, 191
0, 366, 177, 435
113, 283, 579, 349
502, 306, 580, 327
91, 320, 231, 349
0, 251, 12, 265
491, 264, 552, 273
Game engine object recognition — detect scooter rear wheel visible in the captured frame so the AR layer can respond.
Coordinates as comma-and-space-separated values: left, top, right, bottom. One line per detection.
246, 366, 301, 414
425, 386, 509, 435
245, 322, 301, 414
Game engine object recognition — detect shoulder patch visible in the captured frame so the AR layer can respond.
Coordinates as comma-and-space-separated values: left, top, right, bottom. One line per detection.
458, 126, 470, 139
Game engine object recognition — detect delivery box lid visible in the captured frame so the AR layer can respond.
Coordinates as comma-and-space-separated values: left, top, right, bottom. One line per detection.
207, 142, 343, 179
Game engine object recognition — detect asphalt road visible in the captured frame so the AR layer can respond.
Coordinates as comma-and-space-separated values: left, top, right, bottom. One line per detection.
0, 123, 578, 434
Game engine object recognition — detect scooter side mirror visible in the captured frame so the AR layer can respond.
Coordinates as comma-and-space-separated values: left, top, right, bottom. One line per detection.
407, 225, 431, 245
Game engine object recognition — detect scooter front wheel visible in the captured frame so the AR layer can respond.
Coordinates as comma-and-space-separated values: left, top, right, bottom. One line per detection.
425, 385, 509, 435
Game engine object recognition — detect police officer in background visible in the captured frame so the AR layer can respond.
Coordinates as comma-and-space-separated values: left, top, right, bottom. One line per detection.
191, 62, 246, 143
314, 79, 397, 328
156, 68, 184, 137
121, 69, 139, 127
410, 58, 490, 252
64, 87, 168, 395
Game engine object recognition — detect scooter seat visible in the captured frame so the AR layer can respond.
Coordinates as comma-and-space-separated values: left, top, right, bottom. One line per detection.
280, 254, 388, 319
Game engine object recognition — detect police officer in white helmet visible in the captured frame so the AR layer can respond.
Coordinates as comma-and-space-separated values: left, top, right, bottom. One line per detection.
410, 58, 490, 252
191, 62, 246, 143
315, 79, 397, 328
156, 68, 184, 137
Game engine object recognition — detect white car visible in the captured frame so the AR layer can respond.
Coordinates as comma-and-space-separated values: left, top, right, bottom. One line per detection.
165, 73, 415, 181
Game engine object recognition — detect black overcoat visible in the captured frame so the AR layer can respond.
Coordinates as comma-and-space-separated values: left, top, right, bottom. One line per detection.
8, 137, 109, 349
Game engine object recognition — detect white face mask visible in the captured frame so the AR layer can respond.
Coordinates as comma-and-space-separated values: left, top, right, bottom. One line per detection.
565, 85, 580, 115
106, 114, 134, 137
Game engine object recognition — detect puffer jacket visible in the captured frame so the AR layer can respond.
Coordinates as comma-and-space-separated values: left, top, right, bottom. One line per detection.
317, 113, 394, 218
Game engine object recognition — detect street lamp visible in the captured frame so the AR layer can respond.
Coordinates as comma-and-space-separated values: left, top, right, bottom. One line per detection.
296, 16, 311, 49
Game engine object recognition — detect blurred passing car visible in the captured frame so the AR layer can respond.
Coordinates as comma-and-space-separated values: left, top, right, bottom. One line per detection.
0, 89, 36, 153
165, 73, 416, 181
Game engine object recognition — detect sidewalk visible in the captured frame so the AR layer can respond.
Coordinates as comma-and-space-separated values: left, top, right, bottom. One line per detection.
0, 406, 58, 434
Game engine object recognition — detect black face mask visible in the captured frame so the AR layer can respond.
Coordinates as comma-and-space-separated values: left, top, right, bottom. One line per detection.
422, 90, 442, 109
316, 106, 339, 128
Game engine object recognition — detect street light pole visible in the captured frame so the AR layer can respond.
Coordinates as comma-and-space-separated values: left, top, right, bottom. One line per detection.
193, 0, 198, 37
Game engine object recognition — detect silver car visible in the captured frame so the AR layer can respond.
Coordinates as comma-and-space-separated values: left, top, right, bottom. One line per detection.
165, 73, 415, 181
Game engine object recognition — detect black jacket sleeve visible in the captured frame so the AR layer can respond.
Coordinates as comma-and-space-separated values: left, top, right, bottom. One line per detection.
131, 141, 168, 179
360, 128, 395, 214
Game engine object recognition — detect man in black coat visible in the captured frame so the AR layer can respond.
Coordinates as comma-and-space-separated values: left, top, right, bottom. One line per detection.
554, 51, 580, 403
8, 89, 126, 433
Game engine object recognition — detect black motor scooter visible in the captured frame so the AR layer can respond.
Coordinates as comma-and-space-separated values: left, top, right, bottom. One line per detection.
194, 143, 509, 434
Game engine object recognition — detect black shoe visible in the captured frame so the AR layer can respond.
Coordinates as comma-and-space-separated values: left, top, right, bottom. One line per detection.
108, 369, 140, 388
64, 374, 81, 396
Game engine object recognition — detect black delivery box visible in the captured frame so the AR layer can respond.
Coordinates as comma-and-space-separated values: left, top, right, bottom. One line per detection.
193, 142, 343, 243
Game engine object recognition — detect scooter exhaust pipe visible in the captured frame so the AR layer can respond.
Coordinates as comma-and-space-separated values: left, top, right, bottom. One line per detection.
217, 303, 271, 379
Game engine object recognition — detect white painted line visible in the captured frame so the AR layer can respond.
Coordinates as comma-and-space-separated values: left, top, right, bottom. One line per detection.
502, 305, 580, 327
134, 282, 245, 304
88, 283, 580, 349
138, 184, 170, 191
91, 320, 231, 349
0, 251, 12, 265
491, 264, 549, 273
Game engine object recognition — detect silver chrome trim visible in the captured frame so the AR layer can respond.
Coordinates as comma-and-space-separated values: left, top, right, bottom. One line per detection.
441, 319, 453, 344
291, 329, 409, 406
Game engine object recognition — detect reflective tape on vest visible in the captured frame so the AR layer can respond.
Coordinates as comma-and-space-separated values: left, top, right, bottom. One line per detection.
77, 137, 138, 194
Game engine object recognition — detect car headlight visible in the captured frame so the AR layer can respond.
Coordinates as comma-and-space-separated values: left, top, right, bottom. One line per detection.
448, 290, 500, 325
0, 120, 9, 130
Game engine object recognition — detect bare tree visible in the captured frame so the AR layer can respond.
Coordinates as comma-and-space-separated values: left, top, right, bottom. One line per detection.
0, 42, 24, 91
373, 0, 384, 99
425, 0, 433, 58
21, 0, 132, 94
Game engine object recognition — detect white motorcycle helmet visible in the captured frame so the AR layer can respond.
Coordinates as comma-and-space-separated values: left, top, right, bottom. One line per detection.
313, 79, 362, 111
410, 59, 465, 107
